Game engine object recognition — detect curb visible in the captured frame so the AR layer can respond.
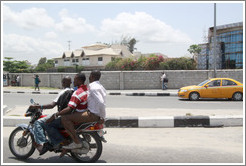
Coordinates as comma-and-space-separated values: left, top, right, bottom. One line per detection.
104, 116, 243, 128
4, 91, 58, 94
3, 115, 243, 128
124, 92, 177, 96
4, 91, 177, 96
3, 105, 9, 115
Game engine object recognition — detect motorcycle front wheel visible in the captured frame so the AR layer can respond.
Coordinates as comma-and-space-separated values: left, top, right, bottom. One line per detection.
71, 132, 102, 163
9, 127, 36, 159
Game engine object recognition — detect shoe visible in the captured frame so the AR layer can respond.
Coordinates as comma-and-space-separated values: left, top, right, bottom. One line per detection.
36, 145, 43, 153
39, 142, 53, 155
62, 142, 82, 149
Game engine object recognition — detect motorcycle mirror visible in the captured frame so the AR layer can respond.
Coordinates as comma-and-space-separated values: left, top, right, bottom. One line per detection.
30, 99, 34, 104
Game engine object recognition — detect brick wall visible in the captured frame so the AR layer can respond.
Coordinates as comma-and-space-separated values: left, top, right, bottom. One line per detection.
9, 69, 243, 90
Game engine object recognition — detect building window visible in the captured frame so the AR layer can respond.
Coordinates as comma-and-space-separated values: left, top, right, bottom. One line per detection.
198, 24, 243, 70
82, 58, 90, 66
72, 59, 79, 63
64, 59, 70, 66
98, 57, 103, 65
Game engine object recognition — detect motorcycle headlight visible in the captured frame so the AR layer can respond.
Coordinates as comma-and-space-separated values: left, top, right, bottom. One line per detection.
180, 89, 188, 92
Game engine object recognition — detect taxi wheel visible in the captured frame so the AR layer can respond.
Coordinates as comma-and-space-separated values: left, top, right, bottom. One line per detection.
232, 92, 243, 101
189, 92, 200, 101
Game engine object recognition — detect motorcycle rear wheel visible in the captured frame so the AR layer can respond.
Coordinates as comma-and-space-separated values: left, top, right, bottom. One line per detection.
71, 132, 102, 163
9, 127, 36, 159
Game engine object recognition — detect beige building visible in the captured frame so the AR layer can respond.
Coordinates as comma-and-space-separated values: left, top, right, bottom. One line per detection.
54, 43, 132, 69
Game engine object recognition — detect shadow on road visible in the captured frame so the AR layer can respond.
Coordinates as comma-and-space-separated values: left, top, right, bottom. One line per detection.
8, 156, 107, 163
178, 98, 242, 102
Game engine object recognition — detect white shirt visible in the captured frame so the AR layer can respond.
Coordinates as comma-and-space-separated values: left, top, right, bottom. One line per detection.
87, 81, 106, 119
16, 76, 20, 82
53, 87, 74, 103
161, 73, 166, 81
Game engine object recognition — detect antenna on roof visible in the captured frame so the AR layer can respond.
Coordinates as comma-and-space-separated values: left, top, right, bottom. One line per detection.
68, 40, 71, 50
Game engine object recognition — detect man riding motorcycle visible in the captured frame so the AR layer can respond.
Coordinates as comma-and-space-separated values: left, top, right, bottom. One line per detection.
28, 76, 73, 155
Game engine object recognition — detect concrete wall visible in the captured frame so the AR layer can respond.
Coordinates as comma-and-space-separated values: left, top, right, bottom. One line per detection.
9, 69, 243, 90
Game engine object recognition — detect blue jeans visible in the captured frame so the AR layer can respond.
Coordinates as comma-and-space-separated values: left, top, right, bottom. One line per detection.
33, 115, 64, 146
33, 115, 52, 145
44, 117, 64, 146
162, 81, 167, 90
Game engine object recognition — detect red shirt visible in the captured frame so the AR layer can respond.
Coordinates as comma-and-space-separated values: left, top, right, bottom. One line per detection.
68, 84, 88, 112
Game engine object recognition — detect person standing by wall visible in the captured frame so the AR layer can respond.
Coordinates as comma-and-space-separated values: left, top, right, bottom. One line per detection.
34, 75, 41, 91
160, 72, 168, 90
16, 75, 20, 86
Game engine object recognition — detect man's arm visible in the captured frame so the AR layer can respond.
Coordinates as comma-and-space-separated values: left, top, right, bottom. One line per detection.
29, 102, 56, 110
46, 106, 73, 123
56, 106, 73, 116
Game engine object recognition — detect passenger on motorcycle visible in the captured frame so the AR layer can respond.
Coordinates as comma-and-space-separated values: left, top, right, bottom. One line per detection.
46, 70, 106, 150
28, 76, 73, 155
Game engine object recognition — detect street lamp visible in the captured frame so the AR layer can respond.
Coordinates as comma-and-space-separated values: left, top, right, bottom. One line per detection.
213, 3, 217, 78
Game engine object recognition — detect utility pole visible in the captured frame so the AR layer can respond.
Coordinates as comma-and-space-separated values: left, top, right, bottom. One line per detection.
68, 40, 71, 50
213, 3, 217, 78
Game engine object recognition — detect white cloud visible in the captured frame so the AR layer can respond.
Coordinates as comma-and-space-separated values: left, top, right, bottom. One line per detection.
45, 31, 58, 39
3, 5, 55, 30
100, 12, 192, 44
55, 8, 96, 34
3, 34, 64, 64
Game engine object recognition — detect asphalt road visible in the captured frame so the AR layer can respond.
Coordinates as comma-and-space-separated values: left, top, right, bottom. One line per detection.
2, 127, 243, 163
2, 93, 244, 163
3, 93, 243, 110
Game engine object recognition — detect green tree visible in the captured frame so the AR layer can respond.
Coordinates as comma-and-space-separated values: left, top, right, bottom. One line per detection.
35, 58, 54, 72
3, 57, 14, 72
128, 38, 137, 53
38, 57, 47, 65
119, 35, 138, 53
188, 44, 201, 60
3, 57, 31, 73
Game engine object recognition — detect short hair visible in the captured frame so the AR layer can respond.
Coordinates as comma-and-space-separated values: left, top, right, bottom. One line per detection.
76, 73, 86, 83
91, 70, 101, 81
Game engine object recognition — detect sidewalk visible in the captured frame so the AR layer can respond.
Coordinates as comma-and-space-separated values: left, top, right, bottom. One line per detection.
2, 86, 243, 128
3, 86, 179, 96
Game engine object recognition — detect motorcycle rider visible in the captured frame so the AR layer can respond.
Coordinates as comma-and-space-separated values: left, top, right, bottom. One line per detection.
28, 76, 73, 155
46, 70, 106, 150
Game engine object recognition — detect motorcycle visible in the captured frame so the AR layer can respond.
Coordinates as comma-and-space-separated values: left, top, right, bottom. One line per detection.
8, 99, 107, 163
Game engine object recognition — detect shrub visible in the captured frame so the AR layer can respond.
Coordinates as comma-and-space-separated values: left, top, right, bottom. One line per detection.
105, 55, 196, 71
143, 55, 164, 70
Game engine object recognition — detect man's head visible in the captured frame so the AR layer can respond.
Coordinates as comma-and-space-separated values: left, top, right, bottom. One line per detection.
89, 70, 101, 83
62, 76, 72, 88
74, 73, 86, 87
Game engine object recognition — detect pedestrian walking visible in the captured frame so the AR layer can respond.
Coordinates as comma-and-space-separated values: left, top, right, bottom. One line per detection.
34, 75, 41, 91
160, 72, 168, 90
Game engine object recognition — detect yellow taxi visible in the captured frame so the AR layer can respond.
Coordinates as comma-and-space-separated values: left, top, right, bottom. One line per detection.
178, 78, 243, 101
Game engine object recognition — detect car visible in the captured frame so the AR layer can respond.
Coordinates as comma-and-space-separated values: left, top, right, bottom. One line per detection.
178, 78, 243, 101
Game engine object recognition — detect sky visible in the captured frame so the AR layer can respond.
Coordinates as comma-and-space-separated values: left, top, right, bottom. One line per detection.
1, 1, 244, 65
